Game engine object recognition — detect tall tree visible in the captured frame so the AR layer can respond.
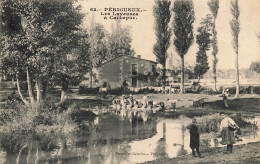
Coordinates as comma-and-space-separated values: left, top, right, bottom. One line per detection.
208, 0, 219, 91
0, 0, 87, 106
52, 29, 91, 104
88, 22, 107, 87
230, 0, 240, 98
172, 0, 195, 93
153, 0, 171, 93
106, 20, 135, 60
194, 15, 212, 82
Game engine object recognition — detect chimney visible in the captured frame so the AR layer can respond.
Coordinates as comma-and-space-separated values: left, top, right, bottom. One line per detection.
137, 55, 141, 59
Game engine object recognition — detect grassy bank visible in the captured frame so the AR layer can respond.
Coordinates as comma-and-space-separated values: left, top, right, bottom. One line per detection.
0, 97, 97, 153
144, 142, 260, 164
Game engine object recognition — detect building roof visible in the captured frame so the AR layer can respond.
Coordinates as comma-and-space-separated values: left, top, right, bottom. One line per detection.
100, 55, 157, 66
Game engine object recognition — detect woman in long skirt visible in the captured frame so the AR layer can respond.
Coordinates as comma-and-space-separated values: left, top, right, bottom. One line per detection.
219, 112, 239, 153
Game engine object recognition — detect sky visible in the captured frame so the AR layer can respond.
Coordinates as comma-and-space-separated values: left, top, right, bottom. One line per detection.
79, 0, 260, 70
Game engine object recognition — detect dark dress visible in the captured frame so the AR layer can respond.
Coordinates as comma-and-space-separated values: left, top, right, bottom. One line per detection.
220, 127, 236, 145
190, 124, 200, 149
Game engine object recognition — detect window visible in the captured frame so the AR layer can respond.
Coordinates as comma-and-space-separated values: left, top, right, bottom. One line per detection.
152, 65, 156, 73
132, 64, 137, 75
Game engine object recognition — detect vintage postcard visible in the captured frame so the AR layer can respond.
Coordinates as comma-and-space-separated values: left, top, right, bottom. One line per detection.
0, 0, 259, 163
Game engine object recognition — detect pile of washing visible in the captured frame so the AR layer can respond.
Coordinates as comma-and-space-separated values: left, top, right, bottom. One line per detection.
111, 94, 176, 114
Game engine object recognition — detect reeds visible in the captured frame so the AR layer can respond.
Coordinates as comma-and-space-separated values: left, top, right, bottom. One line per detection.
191, 113, 258, 134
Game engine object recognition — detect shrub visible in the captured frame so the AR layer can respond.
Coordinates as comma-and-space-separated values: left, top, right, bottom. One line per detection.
108, 87, 125, 95
0, 99, 79, 153
69, 104, 96, 124
222, 86, 260, 95
253, 86, 260, 94
188, 113, 258, 134
195, 114, 222, 133
78, 85, 99, 94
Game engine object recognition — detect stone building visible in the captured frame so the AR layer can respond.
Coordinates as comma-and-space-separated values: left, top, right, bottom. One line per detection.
98, 55, 158, 89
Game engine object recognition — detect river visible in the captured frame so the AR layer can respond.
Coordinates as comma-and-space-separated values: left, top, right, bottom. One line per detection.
0, 112, 259, 164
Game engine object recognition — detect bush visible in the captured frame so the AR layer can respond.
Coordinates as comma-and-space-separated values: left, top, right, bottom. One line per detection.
69, 104, 96, 124
253, 86, 260, 94
78, 85, 99, 94
108, 87, 125, 95
231, 114, 258, 130
137, 88, 156, 94
195, 114, 222, 133
189, 113, 258, 134
0, 99, 79, 153
223, 86, 260, 95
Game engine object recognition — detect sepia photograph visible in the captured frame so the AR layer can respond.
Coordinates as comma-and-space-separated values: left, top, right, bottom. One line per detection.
0, 0, 259, 163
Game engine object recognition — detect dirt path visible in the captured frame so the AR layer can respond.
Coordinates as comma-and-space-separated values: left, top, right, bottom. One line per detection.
144, 142, 260, 164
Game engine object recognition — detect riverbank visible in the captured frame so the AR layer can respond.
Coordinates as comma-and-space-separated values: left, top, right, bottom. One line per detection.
68, 93, 260, 114
144, 142, 260, 164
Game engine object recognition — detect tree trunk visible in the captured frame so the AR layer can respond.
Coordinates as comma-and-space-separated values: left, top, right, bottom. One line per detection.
42, 57, 54, 99
90, 69, 93, 88
16, 76, 29, 105
235, 50, 239, 98
121, 55, 125, 87
60, 74, 68, 104
162, 65, 166, 94
213, 55, 217, 91
35, 147, 39, 164
16, 144, 27, 164
1, 68, 4, 82
26, 67, 35, 104
180, 57, 185, 94
60, 89, 67, 104
36, 78, 42, 105
212, 20, 218, 92
27, 147, 31, 164
198, 75, 201, 83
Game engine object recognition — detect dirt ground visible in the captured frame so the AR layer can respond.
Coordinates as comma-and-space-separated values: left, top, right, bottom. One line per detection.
144, 142, 260, 164
71, 93, 260, 114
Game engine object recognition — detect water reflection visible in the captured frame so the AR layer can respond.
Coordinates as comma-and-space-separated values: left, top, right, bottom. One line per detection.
177, 125, 188, 156
153, 122, 168, 159
0, 113, 259, 164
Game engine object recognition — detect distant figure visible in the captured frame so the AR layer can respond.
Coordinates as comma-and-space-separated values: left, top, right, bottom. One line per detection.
189, 118, 203, 158
142, 95, 148, 108
223, 94, 229, 108
134, 100, 143, 109
147, 100, 153, 110
122, 80, 128, 94
223, 89, 229, 108
158, 102, 165, 111
219, 112, 239, 153
129, 94, 134, 108
121, 95, 127, 109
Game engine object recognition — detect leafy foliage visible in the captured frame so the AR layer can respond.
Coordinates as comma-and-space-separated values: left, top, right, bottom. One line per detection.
194, 15, 212, 80
230, 0, 240, 97
89, 23, 107, 68
153, 0, 172, 92
230, 0, 240, 53
172, 0, 195, 57
153, 0, 172, 65
172, 0, 195, 93
106, 20, 135, 60
0, 0, 89, 103
208, 0, 219, 91
249, 61, 260, 73
207, 0, 219, 19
